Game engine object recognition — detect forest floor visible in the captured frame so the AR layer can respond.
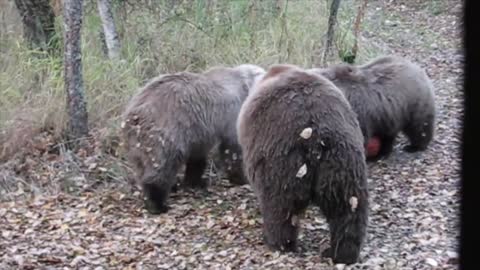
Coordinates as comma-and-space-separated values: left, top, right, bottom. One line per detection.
0, 0, 463, 269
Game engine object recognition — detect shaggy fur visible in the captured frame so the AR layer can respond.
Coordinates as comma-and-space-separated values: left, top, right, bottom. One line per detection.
122, 64, 265, 214
310, 55, 436, 161
204, 64, 266, 185
237, 64, 369, 264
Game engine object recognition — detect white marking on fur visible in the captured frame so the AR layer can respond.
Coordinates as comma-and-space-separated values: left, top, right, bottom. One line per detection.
349, 196, 358, 212
300, 127, 312, 139
296, 164, 307, 178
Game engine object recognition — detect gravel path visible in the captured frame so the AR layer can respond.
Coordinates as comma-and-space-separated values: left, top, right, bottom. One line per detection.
0, 1, 463, 269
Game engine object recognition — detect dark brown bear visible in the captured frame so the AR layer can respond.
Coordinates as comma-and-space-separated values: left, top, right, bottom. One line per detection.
122, 64, 265, 214
237, 64, 369, 264
310, 55, 436, 161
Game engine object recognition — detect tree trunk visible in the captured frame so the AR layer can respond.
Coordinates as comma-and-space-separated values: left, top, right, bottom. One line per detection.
64, 0, 88, 142
277, 0, 290, 62
97, 0, 121, 59
322, 0, 341, 65
351, 0, 368, 63
14, 0, 58, 53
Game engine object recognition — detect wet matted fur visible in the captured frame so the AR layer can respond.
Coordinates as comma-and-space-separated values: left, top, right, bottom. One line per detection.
310, 55, 436, 161
237, 64, 369, 264
121, 64, 265, 214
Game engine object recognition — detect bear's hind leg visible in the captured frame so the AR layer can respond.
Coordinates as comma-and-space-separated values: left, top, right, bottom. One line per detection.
321, 206, 368, 264
260, 198, 302, 252
184, 156, 208, 189
315, 173, 368, 264
257, 169, 311, 253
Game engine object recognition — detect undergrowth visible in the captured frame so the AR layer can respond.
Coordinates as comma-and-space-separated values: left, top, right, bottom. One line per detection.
0, 0, 385, 196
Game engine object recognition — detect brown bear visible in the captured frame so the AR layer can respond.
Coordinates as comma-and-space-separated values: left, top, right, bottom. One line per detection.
204, 64, 266, 185
309, 55, 436, 161
237, 64, 369, 264
122, 64, 265, 214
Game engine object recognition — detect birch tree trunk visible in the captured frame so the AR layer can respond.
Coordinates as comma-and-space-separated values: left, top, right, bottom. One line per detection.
14, 0, 58, 53
64, 0, 88, 142
97, 0, 121, 59
322, 0, 341, 65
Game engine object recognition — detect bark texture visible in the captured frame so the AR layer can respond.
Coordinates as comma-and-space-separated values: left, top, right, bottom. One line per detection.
14, 0, 57, 53
322, 0, 341, 65
64, 0, 89, 141
97, 0, 121, 59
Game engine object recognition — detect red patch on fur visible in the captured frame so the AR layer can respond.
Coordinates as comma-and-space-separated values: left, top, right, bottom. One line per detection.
366, 137, 381, 158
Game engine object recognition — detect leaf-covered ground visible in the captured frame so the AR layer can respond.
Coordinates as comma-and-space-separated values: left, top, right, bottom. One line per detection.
0, 0, 463, 269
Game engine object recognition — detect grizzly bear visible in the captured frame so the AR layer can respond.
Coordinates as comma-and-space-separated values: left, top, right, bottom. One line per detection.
122, 64, 265, 214
237, 64, 369, 264
309, 55, 436, 161
204, 64, 266, 185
